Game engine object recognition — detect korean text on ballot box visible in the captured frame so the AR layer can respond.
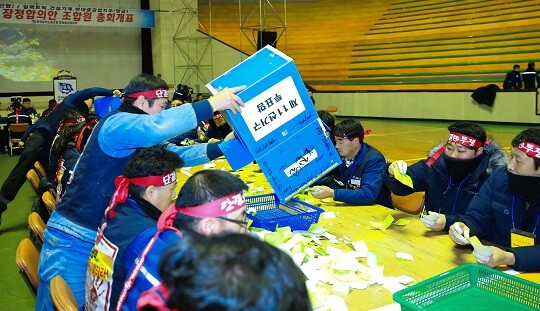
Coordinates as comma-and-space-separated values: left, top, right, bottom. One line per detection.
207, 46, 341, 201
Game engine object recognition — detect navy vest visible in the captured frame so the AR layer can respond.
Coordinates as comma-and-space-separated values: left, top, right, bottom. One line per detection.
56, 110, 133, 230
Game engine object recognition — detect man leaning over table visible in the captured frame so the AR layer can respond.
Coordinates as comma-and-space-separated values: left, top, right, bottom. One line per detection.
450, 128, 540, 272
36, 73, 245, 310
312, 118, 392, 207
383, 121, 507, 231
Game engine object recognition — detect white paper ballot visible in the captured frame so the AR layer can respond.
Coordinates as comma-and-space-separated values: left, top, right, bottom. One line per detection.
322, 211, 336, 219
325, 295, 348, 311
351, 240, 369, 253
395, 275, 415, 284
203, 161, 216, 169
367, 251, 378, 267
396, 252, 414, 261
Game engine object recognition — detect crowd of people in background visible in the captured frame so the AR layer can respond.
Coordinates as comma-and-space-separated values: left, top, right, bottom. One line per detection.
0, 70, 539, 310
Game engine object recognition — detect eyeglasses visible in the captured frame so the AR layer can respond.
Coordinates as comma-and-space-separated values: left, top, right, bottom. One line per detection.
218, 215, 248, 226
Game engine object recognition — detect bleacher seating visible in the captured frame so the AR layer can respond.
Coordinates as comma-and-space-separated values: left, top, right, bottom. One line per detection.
197, 0, 540, 91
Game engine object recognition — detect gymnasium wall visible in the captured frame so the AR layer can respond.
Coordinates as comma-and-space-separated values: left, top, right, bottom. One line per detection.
315, 91, 540, 124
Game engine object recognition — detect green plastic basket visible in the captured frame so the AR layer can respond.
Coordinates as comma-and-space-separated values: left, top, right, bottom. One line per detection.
394, 264, 540, 311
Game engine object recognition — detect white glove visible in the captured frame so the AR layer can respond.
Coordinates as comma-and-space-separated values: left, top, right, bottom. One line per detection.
208, 86, 246, 114
449, 222, 470, 245
309, 186, 323, 195
395, 160, 408, 174
420, 211, 438, 227
473, 249, 493, 264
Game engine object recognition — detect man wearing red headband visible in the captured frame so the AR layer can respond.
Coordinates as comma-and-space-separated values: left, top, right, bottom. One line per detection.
36, 73, 245, 310
113, 169, 248, 310
312, 118, 392, 207
450, 128, 540, 272
384, 121, 507, 231
84, 147, 183, 311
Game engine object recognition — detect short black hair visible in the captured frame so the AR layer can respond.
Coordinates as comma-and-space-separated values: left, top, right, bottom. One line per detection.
48, 99, 57, 108
123, 147, 184, 196
173, 84, 193, 102
513, 64, 521, 70
174, 170, 247, 231
22, 98, 31, 103
512, 128, 540, 170
122, 73, 169, 108
447, 121, 486, 149
317, 110, 335, 129
159, 233, 311, 311
333, 118, 364, 140
10, 100, 21, 109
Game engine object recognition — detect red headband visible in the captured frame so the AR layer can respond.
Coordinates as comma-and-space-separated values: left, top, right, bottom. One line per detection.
518, 142, 540, 159
112, 172, 176, 206
177, 192, 246, 217
96, 171, 177, 244
157, 192, 245, 230
58, 117, 86, 132
64, 117, 86, 124
124, 89, 169, 99
448, 132, 484, 149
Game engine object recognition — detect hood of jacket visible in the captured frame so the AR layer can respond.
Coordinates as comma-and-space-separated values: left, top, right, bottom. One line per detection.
427, 140, 508, 184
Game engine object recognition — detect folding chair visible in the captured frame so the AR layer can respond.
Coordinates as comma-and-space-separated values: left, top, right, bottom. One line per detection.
34, 161, 47, 179
42, 191, 57, 214
391, 192, 425, 215
15, 238, 40, 296
8, 123, 29, 156
51, 275, 78, 311
26, 169, 41, 195
28, 212, 46, 248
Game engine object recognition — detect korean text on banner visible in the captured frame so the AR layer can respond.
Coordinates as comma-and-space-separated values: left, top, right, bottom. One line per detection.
0, 3, 155, 28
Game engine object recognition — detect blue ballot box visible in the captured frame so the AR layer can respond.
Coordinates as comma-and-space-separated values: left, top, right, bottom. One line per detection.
207, 46, 341, 201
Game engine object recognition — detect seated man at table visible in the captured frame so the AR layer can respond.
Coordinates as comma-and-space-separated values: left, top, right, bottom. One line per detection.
312, 118, 392, 207
99, 169, 249, 310
449, 128, 540, 272
85, 147, 182, 311
137, 233, 311, 311
21, 97, 38, 117
383, 121, 507, 231
6, 100, 32, 126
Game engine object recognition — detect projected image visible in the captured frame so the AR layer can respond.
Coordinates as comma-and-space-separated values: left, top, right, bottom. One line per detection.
0, 27, 60, 82
0, 23, 141, 93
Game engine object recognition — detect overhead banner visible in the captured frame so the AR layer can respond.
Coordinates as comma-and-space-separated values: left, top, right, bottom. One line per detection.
0, 3, 154, 28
